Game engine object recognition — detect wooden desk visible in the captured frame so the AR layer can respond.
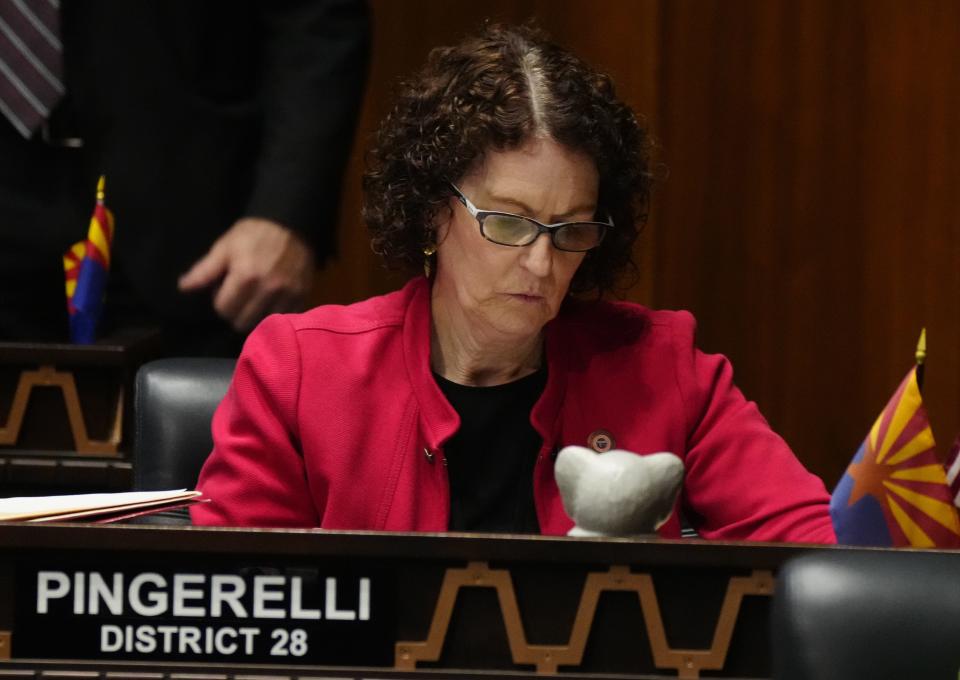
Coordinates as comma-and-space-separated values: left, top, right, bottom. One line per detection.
0, 524, 832, 678
0, 331, 161, 494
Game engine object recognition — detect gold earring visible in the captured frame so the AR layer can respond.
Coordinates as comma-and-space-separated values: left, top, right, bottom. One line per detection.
423, 243, 437, 278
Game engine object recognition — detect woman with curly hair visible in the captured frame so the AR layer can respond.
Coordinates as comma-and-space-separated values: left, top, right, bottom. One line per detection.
193, 24, 834, 542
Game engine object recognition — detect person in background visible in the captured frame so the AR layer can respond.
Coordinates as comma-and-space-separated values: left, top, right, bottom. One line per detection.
192, 23, 835, 542
0, 0, 369, 355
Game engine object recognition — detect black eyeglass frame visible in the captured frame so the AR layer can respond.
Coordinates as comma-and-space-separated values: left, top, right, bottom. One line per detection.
449, 183, 613, 252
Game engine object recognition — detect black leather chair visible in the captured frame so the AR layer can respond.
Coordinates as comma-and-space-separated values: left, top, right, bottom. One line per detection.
133, 357, 235, 500
772, 549, 960, 680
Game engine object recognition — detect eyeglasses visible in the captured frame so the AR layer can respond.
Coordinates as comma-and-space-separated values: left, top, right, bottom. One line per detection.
449, 183, 612, 252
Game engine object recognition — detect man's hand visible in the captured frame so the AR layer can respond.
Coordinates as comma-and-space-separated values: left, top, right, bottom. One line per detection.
178, 217, 315, 331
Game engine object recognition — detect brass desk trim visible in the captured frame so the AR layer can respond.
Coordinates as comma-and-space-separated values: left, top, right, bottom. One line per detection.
0, 365, 122, 455
395, 561, 774, 679
0, 630, 11, 660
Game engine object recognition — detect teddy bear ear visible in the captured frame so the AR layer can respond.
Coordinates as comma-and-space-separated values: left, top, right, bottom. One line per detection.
555, 445, 595, 511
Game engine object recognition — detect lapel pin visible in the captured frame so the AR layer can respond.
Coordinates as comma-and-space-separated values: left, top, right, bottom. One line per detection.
587, 429, 615, 453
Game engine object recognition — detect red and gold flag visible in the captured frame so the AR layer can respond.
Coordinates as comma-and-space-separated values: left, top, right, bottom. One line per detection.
63, 176, 114, 343
831, 362, 960, 547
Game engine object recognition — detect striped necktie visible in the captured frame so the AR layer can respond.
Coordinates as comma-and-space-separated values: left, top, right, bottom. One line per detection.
0, 0, 64, 138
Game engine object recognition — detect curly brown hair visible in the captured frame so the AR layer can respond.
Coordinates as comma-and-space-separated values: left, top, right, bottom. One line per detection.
362, 23, 652, 294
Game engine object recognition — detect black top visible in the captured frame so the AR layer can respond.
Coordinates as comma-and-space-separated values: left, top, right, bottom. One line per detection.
434, 368, 547, 533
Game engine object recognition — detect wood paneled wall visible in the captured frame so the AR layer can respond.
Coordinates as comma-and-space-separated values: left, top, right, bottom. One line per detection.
317, 0, 960, 486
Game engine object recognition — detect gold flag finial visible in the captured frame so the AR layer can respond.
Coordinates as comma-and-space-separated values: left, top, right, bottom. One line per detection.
96, 175, 106, 202
915, 327, 927, 365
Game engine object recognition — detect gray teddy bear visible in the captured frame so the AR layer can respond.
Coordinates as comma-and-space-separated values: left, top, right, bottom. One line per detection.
555, 446, 684, 537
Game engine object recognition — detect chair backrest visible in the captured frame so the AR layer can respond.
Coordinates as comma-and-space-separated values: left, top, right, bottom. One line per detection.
133, 357, 235, 491
772, 549, 960, 680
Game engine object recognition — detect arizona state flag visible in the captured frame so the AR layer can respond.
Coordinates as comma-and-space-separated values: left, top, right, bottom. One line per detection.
831, 365, 960, 547
64, 176, 114, 344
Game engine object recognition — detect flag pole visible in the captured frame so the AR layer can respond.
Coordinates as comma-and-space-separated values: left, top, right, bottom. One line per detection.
915, 327, 926, 391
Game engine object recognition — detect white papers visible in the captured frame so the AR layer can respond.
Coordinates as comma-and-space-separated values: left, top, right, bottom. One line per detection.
0, 489, 202, 522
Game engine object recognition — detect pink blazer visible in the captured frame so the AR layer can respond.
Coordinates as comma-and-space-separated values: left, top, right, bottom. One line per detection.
193, 277, 835, 543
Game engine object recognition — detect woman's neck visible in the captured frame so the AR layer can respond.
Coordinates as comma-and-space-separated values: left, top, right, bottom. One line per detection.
430, 291, 543, 387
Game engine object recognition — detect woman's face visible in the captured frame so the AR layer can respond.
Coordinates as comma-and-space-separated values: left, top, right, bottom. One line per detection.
434, 137, 599, 340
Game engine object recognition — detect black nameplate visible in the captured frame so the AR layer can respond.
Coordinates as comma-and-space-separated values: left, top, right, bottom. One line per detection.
15, 560, 396, 665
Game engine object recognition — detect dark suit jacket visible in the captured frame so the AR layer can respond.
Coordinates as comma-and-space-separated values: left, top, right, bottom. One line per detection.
2, 0, 369, 342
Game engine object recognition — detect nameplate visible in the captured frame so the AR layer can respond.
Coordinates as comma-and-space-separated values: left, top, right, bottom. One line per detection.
15, 560, 395, 665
